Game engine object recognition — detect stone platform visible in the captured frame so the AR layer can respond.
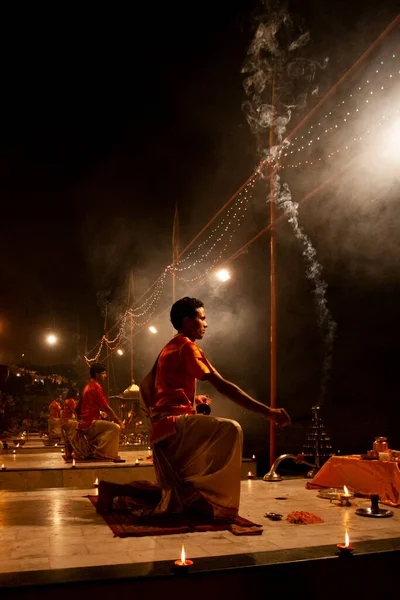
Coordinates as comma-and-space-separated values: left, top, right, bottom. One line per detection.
0, 478, 399, 598
0, 447, 256, 491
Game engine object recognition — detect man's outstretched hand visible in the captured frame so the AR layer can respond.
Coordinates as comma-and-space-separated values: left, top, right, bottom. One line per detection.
269, 407, 291, 428
195, 394, 212, 406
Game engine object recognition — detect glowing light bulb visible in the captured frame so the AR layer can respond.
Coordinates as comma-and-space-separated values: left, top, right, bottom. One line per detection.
383, 118, 400, 159
117, 349, 124, 355
149, 326, 157, 334
216, 269, 230, 282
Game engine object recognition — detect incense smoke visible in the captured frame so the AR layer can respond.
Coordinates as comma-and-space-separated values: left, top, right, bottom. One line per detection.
242, 0, 335, 403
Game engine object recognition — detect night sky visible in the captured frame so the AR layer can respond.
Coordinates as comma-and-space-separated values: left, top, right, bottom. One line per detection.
1, 1, 399, 456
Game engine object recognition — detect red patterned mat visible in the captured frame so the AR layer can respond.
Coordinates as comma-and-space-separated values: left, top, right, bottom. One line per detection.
88, 495, 263, 538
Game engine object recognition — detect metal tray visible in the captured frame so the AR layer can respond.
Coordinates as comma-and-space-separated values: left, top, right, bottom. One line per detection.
317, 488, 354, 501
355, 507, 393, 518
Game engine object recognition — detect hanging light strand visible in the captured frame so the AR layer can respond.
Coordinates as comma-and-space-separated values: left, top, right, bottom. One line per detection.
283, 53, 398, 160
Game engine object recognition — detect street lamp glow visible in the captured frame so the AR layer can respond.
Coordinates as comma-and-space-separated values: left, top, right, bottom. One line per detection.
46, 334, 57, 345
149, 326, 157, 334
216, 269, 230, 282
117, 348, 124, 356
384, 118, 400, 160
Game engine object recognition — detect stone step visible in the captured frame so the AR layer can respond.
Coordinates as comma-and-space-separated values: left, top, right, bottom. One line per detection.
0, 451, 256, 491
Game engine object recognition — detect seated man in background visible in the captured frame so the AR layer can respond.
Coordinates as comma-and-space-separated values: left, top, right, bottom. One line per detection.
60, 388, 78, 426
97, 297, 290, 516
48, 394, 62, 440
61, 364, 125, 462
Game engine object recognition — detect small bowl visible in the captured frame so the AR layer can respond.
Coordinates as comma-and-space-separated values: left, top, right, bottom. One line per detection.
265, 512, 283, 521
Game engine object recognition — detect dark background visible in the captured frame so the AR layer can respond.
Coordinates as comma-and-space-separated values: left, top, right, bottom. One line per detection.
0, 1, 399, 459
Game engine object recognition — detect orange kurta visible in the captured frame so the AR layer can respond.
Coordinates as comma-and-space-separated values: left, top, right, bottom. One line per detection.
150, 335, 214, 444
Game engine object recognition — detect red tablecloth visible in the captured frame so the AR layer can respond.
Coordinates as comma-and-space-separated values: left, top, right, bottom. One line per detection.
306, 455, 400, 507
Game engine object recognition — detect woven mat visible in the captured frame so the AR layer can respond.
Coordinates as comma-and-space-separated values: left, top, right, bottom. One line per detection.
88, 495, 263, 538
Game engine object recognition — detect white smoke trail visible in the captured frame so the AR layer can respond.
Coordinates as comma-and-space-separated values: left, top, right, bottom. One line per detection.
243, 0, 336, 402
272, 170, 337, 400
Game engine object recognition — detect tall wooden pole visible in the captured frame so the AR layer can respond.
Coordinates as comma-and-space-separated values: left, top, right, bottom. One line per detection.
172, 202, 180, 304
104, 303, 110, 399
128, 271, 135, 383
269, 75, 277, 468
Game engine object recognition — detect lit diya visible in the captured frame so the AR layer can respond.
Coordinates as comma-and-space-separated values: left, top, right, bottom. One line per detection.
337, 530, 354, 557
94, 478, 99, 487
174, 544, 193, 573
71, 458, 76, 468
338, 485, 353, 507
1, 464, 7, 471
247, 471, 255, 479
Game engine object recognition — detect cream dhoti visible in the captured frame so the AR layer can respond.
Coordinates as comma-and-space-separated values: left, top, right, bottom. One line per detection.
61, 420, 121, 461
153, 414, 243, 518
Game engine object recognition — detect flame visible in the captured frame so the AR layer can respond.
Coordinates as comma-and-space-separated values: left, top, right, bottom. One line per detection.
72, 459, 76, 466
248, 471, 252, 476
1, 464, 4, 469
345, 530, 350, 547
95, 478, 99, 485
181, 544, 186, 564
343, 485, 349, 495
252, 454, 256, 459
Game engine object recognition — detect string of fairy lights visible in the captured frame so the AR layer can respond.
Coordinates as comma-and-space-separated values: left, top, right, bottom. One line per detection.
281, 52, 398, 168
84, 48, 399, 365
171, 179, 257, 282
170, 179, 257, 272
84, 179, 259, 362
279, 107, 400, 170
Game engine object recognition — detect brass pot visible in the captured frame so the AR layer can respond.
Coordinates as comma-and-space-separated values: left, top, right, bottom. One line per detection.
373, 437, 389, 453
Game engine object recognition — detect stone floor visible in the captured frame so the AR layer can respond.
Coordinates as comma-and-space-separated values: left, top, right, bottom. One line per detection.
0, 478, 399, 575
0, 448, 151, 469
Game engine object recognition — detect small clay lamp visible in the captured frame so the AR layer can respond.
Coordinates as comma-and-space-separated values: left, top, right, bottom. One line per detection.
174, 545, 193, 573
337, 530, 354, 557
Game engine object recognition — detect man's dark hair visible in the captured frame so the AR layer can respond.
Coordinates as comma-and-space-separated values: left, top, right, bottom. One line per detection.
170, 297, 204, 330
89, 363, 107, 379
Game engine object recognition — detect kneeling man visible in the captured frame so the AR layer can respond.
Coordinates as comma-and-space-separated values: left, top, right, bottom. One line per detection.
98, 297, 290, 514
62, 363, 125, 462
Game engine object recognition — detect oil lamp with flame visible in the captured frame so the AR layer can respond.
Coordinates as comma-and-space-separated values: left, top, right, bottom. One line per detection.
337, 530, 354, 556
1, 464, 6, 471
247, 471, 255, 479
174, 544, 193, 572
339, 485, 352, 506
94, 478, 99, 487
71, 458, 76, 468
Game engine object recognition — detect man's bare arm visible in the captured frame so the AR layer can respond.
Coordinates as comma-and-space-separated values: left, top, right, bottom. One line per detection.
103, 405, 125, 428
202, 371, 290, 426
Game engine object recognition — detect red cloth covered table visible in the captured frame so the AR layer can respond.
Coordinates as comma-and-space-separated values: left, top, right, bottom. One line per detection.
306, 455, 400, 507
